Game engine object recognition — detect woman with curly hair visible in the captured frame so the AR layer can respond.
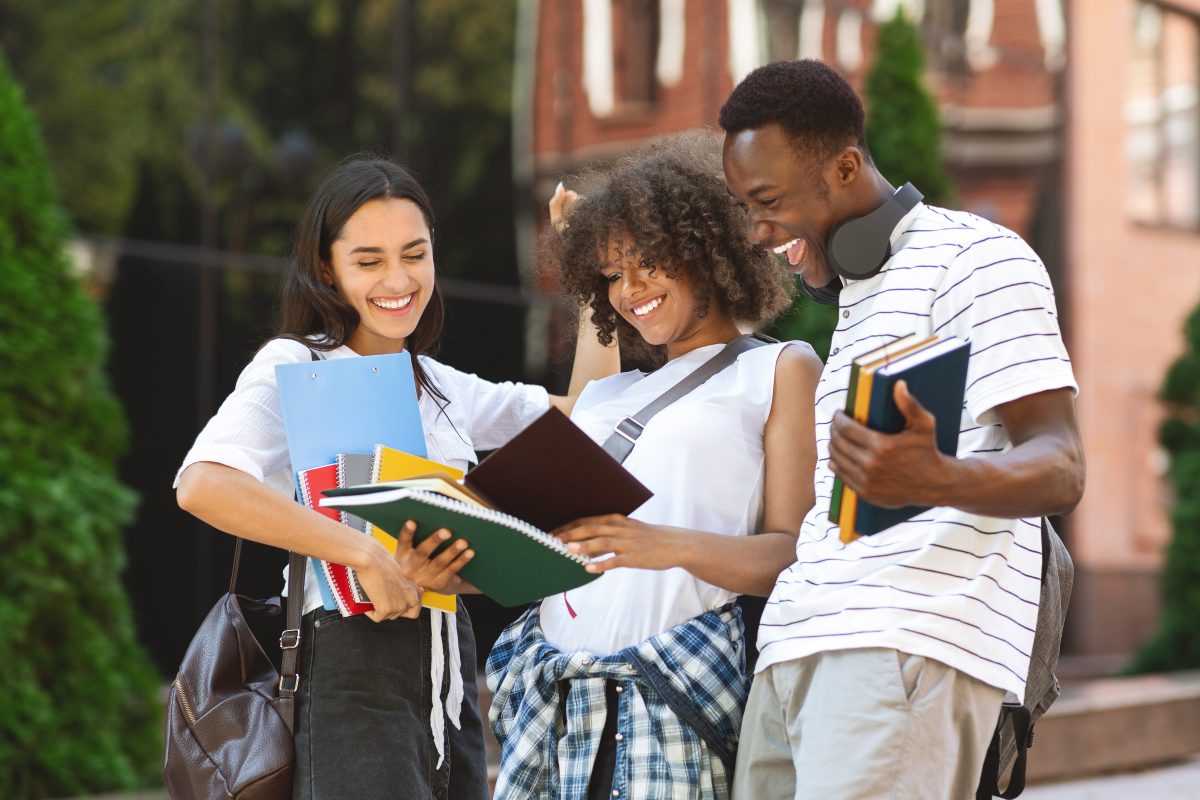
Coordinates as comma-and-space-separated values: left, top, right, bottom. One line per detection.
486, 133, 822, 800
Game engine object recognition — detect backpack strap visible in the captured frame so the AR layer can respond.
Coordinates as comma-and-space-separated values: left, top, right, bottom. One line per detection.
601, 333, 776, 464
976, 517, 1053, 799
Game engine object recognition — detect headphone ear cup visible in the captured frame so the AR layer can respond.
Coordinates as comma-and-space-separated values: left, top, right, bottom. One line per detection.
824, 182, 924, 281
827, 215, 892, 280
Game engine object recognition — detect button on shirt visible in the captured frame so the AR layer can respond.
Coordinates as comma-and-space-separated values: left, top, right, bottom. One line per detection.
756, 204, 1078, 702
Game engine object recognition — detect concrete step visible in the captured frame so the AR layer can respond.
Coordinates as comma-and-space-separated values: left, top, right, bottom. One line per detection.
1026, 670, 1200, 784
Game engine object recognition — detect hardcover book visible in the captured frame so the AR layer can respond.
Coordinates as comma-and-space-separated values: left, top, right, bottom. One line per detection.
837, 336, 970, 540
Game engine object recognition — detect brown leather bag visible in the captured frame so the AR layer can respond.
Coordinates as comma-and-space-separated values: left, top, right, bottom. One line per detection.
163, 545, 304, 799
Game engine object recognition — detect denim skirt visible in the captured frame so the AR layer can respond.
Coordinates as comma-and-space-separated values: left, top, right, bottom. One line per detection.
292, 603, 489, 800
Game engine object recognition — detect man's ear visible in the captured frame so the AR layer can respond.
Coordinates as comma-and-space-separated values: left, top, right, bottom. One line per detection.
832, 146, 864, 186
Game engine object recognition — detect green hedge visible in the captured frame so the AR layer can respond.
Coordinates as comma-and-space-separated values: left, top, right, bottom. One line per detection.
0, 54, 161, 798
1129, 304, 1200, 673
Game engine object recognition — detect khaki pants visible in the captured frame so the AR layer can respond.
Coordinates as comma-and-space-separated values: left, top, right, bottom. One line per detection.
732, 648, 1004, 800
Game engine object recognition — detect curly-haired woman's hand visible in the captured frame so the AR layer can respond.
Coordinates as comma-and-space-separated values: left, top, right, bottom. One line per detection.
393, 520, 475, 595
549, 181, 580, 234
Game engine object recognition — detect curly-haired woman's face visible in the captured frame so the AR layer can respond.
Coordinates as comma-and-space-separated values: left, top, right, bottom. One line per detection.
599, 235, 738, 359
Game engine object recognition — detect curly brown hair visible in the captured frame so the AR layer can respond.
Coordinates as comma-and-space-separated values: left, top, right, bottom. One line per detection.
546, 131, 793, 366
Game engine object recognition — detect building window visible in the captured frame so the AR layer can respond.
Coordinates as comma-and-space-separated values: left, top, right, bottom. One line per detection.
1127, 2, 1200, 229
615, 0, 660, 106
921, 0, 972, 76
760, 0, 807, 62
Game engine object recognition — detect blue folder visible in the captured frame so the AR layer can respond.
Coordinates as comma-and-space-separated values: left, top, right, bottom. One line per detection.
276, 352, 426, 610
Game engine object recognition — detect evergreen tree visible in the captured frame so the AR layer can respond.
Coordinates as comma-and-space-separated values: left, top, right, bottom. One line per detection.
0, 54, 160, 797
865, 9, 952, 207
1128, 305, 1200, 673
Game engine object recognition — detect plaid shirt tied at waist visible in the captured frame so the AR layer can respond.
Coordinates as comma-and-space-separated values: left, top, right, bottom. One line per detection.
485, 602, 749, 800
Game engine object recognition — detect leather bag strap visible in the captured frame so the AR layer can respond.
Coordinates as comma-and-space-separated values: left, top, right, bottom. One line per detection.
601, 333, 776, 464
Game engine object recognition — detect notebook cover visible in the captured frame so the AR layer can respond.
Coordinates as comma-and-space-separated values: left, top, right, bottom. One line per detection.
838, 364, 876, 543
463, 407, 653, 532
336, 453, 375, 533
297, 463, 374, 617
321, 488, 600, 606
276, 351, 426, 611
852, 338, 970, 537
370, 446, 465, 613
335, 453, 375, 605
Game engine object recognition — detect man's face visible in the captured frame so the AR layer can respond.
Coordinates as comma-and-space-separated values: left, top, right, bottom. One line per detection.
723, 123, 842, 290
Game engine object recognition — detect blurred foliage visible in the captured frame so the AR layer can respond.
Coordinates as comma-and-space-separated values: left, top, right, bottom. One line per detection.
0, 54, 160, 798
0, 1, 196, 235
864, 9, 953, 207
767, 294, 837, 361
1128, 304, 1200, 673
1, 0, 518, 280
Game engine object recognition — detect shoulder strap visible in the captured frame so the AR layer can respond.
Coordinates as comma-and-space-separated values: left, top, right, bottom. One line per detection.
225, 345, 319, 727
601, 332, 777, 464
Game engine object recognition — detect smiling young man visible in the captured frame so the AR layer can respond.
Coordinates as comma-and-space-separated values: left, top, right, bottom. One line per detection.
719, 60, 1085, 798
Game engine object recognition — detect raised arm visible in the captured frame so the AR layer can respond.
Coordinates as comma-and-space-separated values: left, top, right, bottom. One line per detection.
554, 343, 822, 595
547, 181, 621, 414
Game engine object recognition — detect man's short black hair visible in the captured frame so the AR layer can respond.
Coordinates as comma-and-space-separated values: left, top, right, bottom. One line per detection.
719, 59, 869, 161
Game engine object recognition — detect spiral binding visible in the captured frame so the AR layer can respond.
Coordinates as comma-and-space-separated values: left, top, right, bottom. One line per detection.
406, 489, 591, 567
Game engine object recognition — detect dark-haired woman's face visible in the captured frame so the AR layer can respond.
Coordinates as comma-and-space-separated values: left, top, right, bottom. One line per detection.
599, 235, 736, 359
326, 198, 435, 355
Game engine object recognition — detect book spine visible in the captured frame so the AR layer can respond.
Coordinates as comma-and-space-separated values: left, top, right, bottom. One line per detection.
829, 361, 861, 524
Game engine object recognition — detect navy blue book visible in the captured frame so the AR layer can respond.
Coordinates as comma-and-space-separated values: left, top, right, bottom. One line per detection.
854, 337, 970, 536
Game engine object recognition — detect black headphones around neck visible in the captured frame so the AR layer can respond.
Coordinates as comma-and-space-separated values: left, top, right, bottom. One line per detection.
826, 182, 923, 281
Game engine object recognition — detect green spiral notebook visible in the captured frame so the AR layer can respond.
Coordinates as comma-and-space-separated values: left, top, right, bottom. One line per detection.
320, 485, 600, 606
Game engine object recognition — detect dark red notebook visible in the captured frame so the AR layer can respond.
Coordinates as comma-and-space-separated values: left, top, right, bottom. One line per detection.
464, 407, 652, 532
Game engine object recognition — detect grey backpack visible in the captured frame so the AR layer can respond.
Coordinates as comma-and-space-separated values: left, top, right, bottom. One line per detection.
976, 518, 1073, 799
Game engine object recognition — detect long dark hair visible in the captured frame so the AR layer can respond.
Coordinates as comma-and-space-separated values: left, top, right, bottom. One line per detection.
278, 157, 447, 405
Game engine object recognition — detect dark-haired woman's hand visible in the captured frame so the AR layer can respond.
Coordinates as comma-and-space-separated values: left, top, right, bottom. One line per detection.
354, 540, 423, 621
554, 514, 684, 573
393, 520, 476, 594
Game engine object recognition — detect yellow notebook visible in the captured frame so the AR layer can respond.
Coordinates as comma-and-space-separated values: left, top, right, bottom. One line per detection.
370, 446, 465, 612
839, 364, 876, 543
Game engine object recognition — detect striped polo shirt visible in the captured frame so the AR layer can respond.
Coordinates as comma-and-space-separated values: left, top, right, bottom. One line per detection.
756, 203, 1077, 701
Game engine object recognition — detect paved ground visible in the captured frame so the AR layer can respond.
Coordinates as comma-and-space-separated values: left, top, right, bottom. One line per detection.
1022, 755, 1200, 799
68, 757, 1200, 799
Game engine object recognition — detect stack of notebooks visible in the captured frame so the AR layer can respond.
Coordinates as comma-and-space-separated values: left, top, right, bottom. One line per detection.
276, 350, 655, 613
830, 335, 970, 543
297, 449, 465, 614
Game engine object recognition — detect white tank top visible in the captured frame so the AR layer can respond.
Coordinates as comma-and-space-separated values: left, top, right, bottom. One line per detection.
540, 339, 805, 655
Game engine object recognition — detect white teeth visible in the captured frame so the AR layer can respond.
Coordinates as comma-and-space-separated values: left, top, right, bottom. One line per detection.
372, 295, 414, 310
772, 238, 801, 255
632, 296, 664, 317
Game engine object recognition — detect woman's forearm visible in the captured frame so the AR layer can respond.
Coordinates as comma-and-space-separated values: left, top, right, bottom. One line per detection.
675, 530, 798, 597
567, 305, 620, 398
176, 461, 378, 571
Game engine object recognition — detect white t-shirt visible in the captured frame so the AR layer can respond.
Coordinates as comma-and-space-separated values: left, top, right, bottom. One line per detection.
539, 339, 806, 655
756, 203, 1078, 703
175, 337, 550, 614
